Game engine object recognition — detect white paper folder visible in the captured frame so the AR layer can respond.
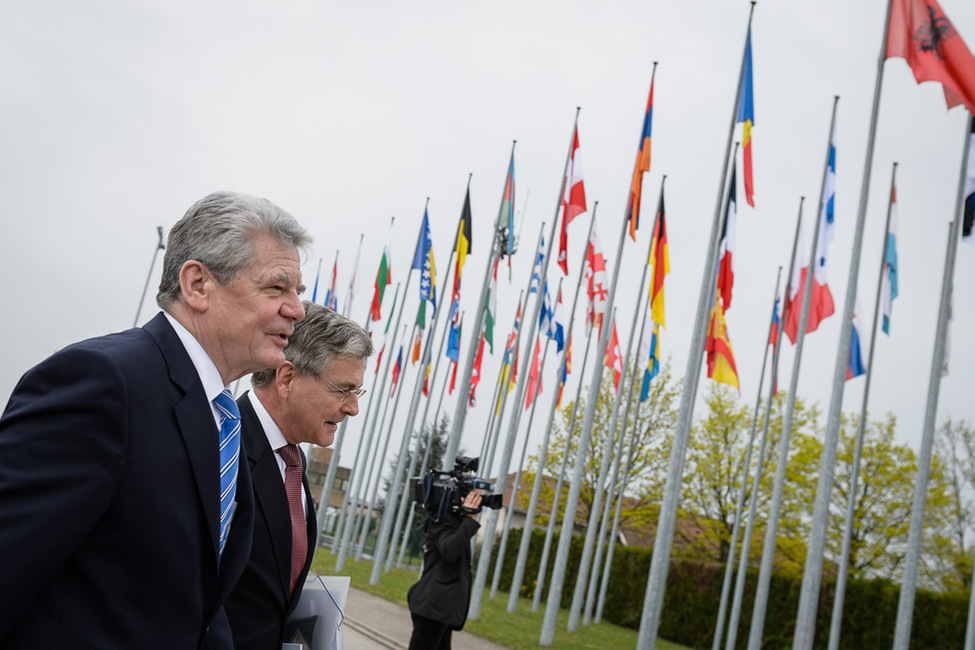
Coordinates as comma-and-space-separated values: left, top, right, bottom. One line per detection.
285, 574, 350, 650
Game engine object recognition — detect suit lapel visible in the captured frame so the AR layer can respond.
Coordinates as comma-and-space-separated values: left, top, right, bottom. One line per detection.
302, 468, 317, 557
145, 313, 256, 613
238, 393, 294, 598
145, 314, 222, 559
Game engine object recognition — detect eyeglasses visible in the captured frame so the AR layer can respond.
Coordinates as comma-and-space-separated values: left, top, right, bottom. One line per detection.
318, 374, 367, 402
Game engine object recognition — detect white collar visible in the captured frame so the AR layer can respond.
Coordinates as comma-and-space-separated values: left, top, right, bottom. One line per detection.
163, 311, 228, 403
245, 390, 290, 452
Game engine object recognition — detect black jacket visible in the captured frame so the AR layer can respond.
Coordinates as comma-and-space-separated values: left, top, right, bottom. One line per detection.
225, 392, 316, 649
0, 313, 255, 649
407, 511, 480, 630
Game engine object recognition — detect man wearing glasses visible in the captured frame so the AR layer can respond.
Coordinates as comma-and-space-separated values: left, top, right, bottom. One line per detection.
226, 301, 372, 649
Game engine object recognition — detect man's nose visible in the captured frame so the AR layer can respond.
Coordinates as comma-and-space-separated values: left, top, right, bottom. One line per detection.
282, 292, 305, 321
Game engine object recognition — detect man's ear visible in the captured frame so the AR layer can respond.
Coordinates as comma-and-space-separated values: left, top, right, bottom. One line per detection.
276, 362, 297, 397
179, 261, 211, 313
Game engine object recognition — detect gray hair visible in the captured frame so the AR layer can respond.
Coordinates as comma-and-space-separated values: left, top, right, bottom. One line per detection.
251, 302, 373, 388
156, 191, 312, 309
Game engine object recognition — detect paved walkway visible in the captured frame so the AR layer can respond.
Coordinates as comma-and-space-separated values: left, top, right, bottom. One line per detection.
343, 586, 509, 650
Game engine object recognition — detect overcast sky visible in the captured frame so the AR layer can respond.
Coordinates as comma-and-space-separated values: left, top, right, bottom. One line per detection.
1, 0, 973, 479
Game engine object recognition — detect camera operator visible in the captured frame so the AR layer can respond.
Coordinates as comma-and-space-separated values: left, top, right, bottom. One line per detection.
407, 489, 483, 650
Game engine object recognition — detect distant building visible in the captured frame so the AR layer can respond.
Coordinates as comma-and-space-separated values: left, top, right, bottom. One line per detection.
306, 446, 352, 537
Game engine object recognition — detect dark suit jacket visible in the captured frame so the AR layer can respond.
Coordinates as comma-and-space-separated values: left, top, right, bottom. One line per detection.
0, 312, 255, 649
407, 511, 480, 630
225, 392, 316, 650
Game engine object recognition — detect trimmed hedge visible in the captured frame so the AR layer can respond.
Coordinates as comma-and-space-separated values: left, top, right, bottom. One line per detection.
487, 528, 967, 649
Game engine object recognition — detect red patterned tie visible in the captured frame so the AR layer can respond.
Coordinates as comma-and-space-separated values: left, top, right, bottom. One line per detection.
278, 444, 308, 594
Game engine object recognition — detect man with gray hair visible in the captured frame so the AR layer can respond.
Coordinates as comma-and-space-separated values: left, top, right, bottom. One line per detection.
225, 302, 372, 649
0, 191, 311, 649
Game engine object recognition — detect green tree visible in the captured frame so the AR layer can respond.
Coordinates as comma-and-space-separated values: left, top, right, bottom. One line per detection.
681, 386, 821, 570
526, 357, 681, 531
626, 359, 682, 517
826, 414, 916, 581
929, 418, 975, 592
682, 383, 750, 562
820, 412, 960, 592
919, 450, 961, 593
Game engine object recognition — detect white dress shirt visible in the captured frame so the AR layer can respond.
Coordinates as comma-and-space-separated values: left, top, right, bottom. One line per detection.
245, 390, 307, 517
163, 312, 229, 429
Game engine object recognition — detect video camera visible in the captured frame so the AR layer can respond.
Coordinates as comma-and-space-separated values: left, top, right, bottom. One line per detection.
412, 456, 504, 522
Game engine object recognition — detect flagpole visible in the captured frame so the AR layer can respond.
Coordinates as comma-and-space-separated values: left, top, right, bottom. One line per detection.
594, 180, 665, 624
311, 257, 323, 303
387, 238, 462, 572
826, 162, 897, 650
332, 282, 401, 566
748, 96, 838, 650
595, 384, 648, 623
590, 365, 639, 624
372, 201, 451, 581
469, 219, 551, 619
388, 322, 447, 569
327, 250, 340, 310
481, 107, 581, 529
712, 266, 781, 650
531, 208, 600, 616
725, 198, 803, 650
508, 208, 597, 613
483, 293, 524, 476
355, 324, 414, 560
582, 330, 637, 626
336, 224, 407, 568
343, 233, 364, 319
378, 311, 453, 574
789, 0, 897, 639
794, 94, 885, 649
349, 329, 404, 561
471, 108, 580, 619
481, 306, 516, 467
373, 318, 435, 580
133, 226, 165, 327
337, 218, 403, 566
396, 316, 462, 567
483, 297, 525, 475
350, 212, 428, 563
893, 220, 959, 642
541, 106, 641, 645
544, 68, 658, 645
578, 177, 666, 628
357, 212, 436, 567
490, 341, 550, 592
595, 187, 669, 623
467, 293, 518, 581
967, 549, 975, 650
893, 113, 973, 650
540, 298, 613, 639
637, 8, 755, 646
515, 189, 530, 256
490, 279, 561, 598
532, 324, 595, 613
330, 283, 400, 556
446, 145, 516, 468
480, 361, 504, 462
314, 277, 395, 544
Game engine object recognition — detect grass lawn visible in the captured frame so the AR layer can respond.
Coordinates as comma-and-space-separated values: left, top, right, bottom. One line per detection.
312, 550, 689, 650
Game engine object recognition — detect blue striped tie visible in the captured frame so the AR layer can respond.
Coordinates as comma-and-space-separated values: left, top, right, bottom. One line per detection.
214, 389, 241, 560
